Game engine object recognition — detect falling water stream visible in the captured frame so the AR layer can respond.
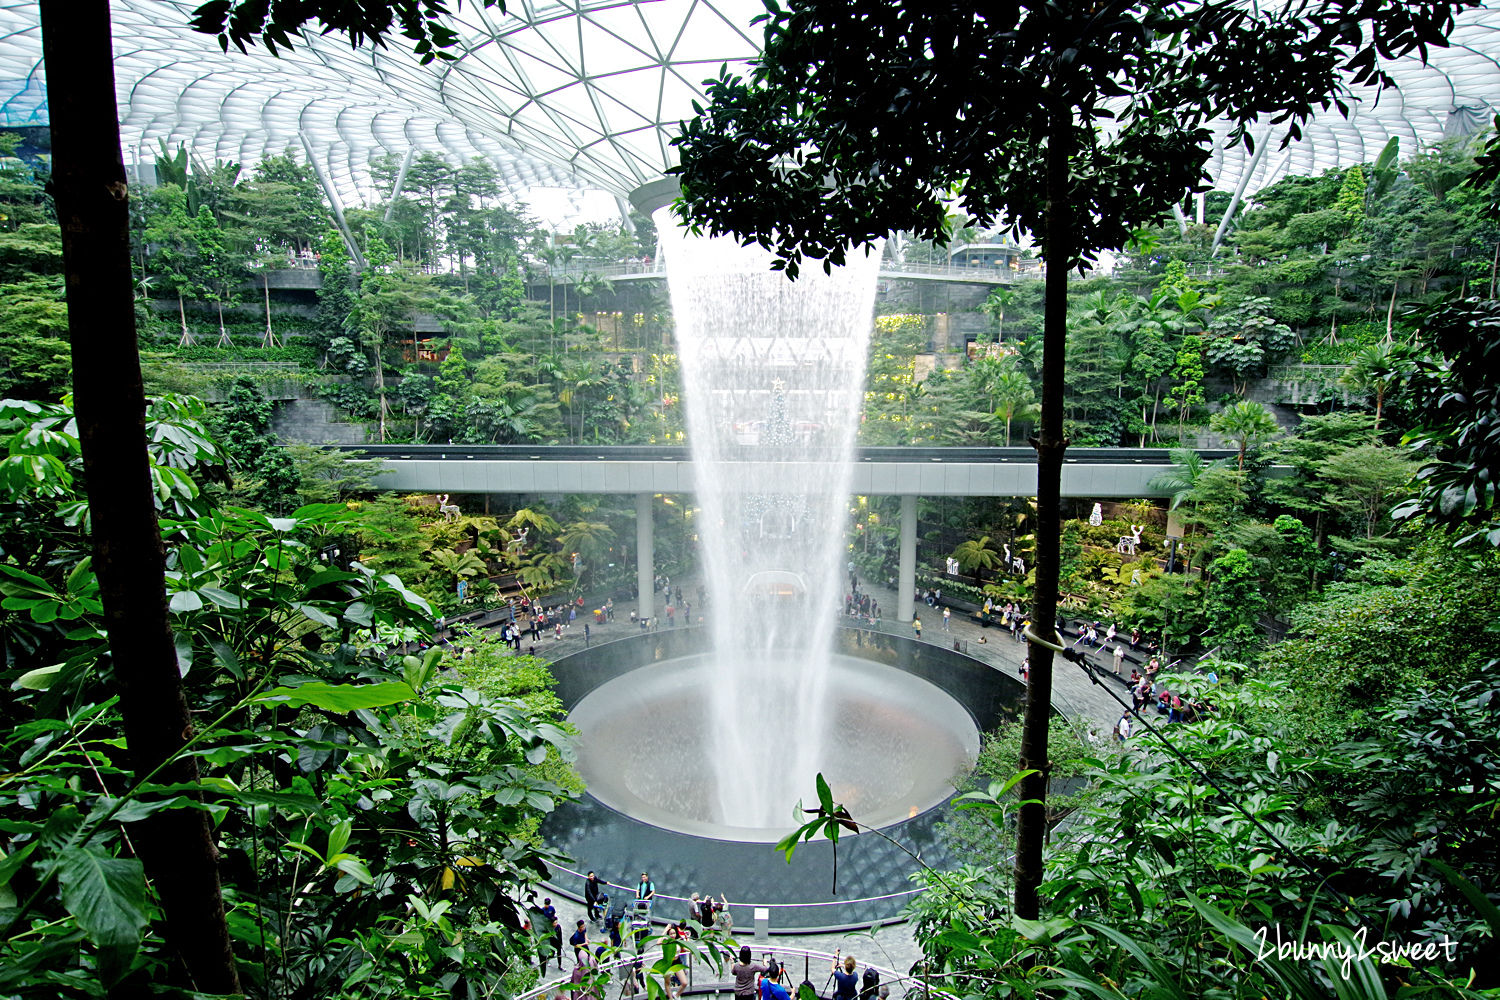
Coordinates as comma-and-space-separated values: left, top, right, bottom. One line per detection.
657, 215, 884, 829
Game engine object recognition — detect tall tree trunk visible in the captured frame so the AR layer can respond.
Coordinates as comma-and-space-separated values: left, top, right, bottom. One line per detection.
1385, 279, 1398, 343
217, 299, 230, 346
177, 291, 191, 346
263, 273, 276, 347
1326, 275, 1341, 344
372, 340, 388, 442
1013, 104, 1072, 923
1312, 508, 1324, 587
39, 3, 241, 994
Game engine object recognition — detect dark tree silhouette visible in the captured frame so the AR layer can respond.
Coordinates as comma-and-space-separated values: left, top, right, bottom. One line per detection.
669, 0, 1477, 921
38, 1, 238, 991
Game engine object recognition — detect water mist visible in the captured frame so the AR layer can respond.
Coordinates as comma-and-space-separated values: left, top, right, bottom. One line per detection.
657, 213, 882, 829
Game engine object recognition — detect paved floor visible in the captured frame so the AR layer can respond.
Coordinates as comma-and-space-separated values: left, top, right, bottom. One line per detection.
501, 571, 1137, 996
506, 572, 1130, 735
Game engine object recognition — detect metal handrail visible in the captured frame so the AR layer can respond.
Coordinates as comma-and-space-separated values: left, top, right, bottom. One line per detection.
543, 259, 1040, 284
882, 260, 1036, 280
516, 944, 946, 1000
253, 257, 321, 270
547, 863, 927, 917
1265, 364, 1352, 378
175, 362, 305, 372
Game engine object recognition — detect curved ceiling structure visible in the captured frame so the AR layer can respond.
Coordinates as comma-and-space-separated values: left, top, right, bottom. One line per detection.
1201, 7, 1500, 202
0, 1, 1497, 223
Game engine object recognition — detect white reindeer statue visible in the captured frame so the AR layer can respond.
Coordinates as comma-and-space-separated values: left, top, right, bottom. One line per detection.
506, 526, 529, 555
438, 494, 461, 522
1116, 523, 1145, 556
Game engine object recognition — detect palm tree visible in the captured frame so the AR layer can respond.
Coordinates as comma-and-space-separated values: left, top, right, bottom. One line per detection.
1147, 447, 1213, 511
506, 507, 563, 538
429, 548, 488, 591
517, 549, 570, 591
1210, 400, 1281, 470
536, 242, 561, 328
979, 287, 1017, 341
557, 520, 616, 585
1122, 287, 1216, 442
952, 535, 1003, 586
990, 370, 1039, 446
1340, 342, 1416, 433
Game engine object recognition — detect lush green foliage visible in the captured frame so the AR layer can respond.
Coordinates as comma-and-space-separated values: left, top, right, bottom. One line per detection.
0, 395, 577, 999
0, 146, 67, 400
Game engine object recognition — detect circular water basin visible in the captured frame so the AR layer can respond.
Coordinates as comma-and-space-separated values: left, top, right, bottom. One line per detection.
568, 652, 980, 842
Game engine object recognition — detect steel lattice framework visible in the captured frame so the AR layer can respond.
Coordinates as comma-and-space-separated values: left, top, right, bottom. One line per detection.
0, 1, 1498, 221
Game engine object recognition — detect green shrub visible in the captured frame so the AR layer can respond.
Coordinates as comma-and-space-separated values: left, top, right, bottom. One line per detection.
146, 340, 320, 364
456, 648, 558, 700
1298, 319, 1385, 364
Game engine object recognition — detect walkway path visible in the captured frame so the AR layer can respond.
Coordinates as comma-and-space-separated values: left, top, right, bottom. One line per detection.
849, 575, 1129, 733
455, 571, 1128, 733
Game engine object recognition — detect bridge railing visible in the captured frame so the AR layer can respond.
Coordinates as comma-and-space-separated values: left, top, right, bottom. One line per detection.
543, 259, 1040, 284
178, 362, 305, 373
515, 942, 940, 1000
341, 443, 1239, 464
880, 259, 1038, 282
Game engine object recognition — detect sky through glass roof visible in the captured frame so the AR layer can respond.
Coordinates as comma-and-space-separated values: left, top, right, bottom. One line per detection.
0, 1, 1497, 227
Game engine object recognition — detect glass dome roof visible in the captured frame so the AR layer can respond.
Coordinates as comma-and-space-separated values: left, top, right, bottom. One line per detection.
1, 0, 1497, 217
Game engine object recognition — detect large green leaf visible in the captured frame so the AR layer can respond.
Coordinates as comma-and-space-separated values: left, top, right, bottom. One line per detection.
56, 846, 151, 953
198, 586, 246, 609
0, 841, 37, 907
255, 680, 417, 711
13, 663, 63, 690
168, 589, 204, 613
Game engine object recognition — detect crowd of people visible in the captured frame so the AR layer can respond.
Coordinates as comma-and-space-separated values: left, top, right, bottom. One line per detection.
843, 578, 882, 626
532, 873, 897, 1000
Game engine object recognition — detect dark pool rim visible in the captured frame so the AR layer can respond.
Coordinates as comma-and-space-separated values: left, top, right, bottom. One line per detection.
539, 626, 1027, 933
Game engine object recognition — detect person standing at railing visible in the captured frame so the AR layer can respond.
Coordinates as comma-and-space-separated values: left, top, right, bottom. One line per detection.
831, 952, 859, 1000
732, 946, 768, 1000
584, 871, 605, 924
759, 961, 791, 1000
713, 895, 733, 935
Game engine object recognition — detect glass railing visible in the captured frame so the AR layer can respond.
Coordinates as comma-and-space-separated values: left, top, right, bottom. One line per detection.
514, 943, 945, 1000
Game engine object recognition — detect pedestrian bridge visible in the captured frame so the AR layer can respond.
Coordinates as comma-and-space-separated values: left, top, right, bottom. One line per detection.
348, 444, 1237, 498
346, 444, 1249, 625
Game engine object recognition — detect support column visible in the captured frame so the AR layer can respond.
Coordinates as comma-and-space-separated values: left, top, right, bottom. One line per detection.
300, 135, 366, 270
1211, 126, 1273, 255
896, 494, 917, 624
383, 147, 416, 223
1170, 204, 1189, 237
636, 492, 654, 622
